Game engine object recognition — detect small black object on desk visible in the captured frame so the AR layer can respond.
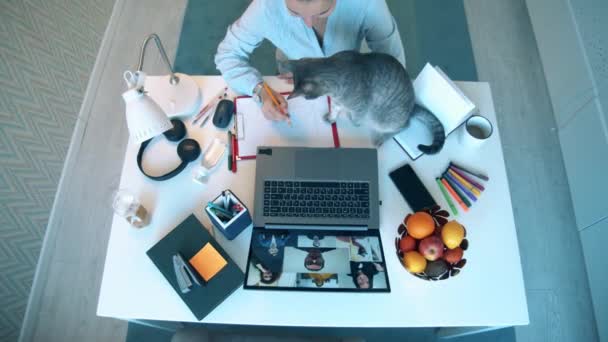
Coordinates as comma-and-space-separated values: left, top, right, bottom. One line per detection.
389, 164, 437, 212
213, 99, 235, 128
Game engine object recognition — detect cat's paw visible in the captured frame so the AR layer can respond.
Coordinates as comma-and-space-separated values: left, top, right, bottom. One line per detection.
323, 112, 337, 124
372, 132, 392, 147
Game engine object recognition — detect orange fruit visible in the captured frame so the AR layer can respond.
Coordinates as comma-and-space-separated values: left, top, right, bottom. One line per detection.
403, 251, 427, 273
442, 221, 465, 249
405, 212, 435, 239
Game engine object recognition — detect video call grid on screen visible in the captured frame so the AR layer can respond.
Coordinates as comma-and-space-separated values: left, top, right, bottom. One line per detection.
244, 228, 390, 292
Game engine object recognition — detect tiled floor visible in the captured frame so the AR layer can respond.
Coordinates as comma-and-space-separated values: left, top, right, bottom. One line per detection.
20, 0, 598, 341
463, 0, 598, 341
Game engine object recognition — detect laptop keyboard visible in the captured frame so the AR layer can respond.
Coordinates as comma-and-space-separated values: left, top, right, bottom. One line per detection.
262, 180, 370, 219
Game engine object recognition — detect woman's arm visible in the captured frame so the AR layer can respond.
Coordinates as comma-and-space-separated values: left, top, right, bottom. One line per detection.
214, 0, 267, 95
362, 0, 406, 68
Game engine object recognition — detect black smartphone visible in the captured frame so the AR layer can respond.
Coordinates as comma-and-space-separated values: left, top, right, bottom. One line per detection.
389, 164, 437, 212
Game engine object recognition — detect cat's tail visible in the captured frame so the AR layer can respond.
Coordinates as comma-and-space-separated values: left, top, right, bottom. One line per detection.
411, 105, 445, 154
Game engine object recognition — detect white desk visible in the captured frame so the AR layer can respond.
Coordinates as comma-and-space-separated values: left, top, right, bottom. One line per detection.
97, 76, 528, 329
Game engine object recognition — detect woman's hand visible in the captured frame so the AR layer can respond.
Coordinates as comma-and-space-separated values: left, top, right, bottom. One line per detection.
278, 72, 294, 84
260, 85, 289, 121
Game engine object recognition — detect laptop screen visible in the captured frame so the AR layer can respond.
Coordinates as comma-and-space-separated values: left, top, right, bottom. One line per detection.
244, 228, 390, 292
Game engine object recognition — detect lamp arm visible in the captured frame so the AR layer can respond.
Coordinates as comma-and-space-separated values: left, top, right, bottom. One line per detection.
137, 33, 179, 85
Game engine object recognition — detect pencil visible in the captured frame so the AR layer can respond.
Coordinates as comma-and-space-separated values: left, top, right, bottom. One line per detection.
450, 162, 489, 181
436, 178, 458, 216
445, 172, 477, 202
193, 88, 226, 124
441, 178, 469, 212
444, 173, 474, 207
449, 165, 485, 191
448, 169, 481, 197
262, 82, 292, 125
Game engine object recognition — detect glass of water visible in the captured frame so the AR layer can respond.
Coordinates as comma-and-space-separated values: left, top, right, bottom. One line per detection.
112, 189, 149, 228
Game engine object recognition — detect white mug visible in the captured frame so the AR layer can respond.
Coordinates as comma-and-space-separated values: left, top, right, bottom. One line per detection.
459, 115, 493, 149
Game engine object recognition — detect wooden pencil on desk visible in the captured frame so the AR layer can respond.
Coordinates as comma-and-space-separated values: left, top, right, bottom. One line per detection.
262, 83, 292, 126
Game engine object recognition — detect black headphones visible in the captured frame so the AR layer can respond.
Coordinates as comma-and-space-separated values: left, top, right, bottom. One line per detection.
137, 119, 201, 181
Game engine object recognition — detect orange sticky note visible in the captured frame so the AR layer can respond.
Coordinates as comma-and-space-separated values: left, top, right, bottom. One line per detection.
189, 243, 227, 281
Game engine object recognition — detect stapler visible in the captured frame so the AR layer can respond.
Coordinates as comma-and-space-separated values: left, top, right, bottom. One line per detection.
173, 253, 203, 294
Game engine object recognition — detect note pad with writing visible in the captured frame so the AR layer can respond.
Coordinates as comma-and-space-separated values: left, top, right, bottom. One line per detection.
234, 95, 335, 157
394, 63, 477, 160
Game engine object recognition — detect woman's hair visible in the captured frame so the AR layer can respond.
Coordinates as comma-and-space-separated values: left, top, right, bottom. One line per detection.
259, 270, 280, 284
350, 262, 377, 288
304, 250, 325, 271
352, 270, 374, 288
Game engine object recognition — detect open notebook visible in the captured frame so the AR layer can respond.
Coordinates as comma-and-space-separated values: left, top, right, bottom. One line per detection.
394, 63, 477, 160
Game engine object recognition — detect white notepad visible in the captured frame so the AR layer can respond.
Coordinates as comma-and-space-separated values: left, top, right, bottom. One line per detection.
393, 63, 477, 159
234, 95, 373, 157
235, 96, 334, 157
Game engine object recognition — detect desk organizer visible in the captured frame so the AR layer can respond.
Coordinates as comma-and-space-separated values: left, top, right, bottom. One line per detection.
205, 190, 251, 240
395, 205, 468, 281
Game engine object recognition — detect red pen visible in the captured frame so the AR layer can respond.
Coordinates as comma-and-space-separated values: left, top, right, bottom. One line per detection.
231, 133, 238, 173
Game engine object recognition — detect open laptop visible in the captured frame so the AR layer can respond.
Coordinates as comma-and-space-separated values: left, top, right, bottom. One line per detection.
247, 146, 389, 291
253, 146, 380, 230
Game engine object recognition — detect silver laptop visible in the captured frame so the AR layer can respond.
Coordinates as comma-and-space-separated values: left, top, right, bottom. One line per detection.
253, 146, 380, 230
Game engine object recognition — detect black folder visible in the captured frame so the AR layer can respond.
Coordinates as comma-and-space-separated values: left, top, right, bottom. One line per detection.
146, 214, 243, 320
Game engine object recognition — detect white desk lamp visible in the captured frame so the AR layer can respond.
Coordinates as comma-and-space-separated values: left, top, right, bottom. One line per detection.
122, 34, 202, 143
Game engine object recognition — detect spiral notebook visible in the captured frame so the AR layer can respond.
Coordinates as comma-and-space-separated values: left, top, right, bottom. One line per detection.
394, 63, 477, 160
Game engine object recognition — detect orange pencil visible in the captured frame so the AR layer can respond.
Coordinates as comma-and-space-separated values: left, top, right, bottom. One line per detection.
448, 169, 482, 197
441, 178, 469, 212
262, 82, 292, 125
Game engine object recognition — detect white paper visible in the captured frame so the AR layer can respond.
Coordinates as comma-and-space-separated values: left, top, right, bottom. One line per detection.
235, 96, 357, 156
394, 63, 477, 159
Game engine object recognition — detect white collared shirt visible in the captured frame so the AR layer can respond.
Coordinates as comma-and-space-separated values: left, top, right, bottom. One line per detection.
214, 0, 406, 95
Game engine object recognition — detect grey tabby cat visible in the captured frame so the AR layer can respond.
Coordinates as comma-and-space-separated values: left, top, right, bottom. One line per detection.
285, 51, 445, 153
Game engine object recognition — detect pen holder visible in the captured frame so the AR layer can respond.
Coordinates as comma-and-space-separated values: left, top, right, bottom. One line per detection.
205, 190, 251, 240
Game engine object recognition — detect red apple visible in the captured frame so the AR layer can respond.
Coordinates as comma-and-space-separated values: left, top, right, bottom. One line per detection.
444, 247, 464, 264
418, 236, 445, 261
399, 235, 417, 253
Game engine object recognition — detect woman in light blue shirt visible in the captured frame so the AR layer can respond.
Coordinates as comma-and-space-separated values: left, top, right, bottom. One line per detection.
215, 0, 406, 121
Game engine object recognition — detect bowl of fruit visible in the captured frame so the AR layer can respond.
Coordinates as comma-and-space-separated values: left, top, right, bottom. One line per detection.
395, 206, 468, 281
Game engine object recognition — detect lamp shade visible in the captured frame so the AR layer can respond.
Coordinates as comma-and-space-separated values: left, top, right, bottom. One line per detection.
144, 73, 201, 118
122, 88, 172, 144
